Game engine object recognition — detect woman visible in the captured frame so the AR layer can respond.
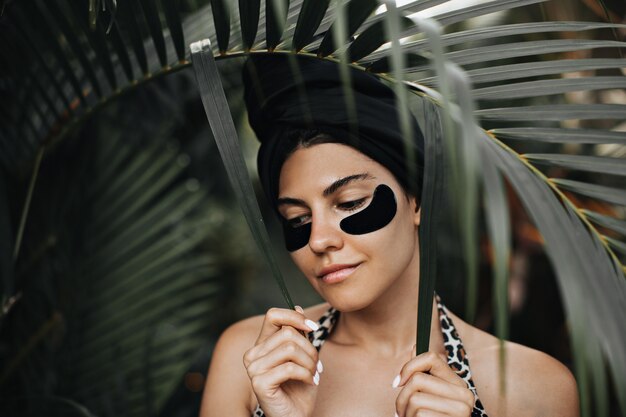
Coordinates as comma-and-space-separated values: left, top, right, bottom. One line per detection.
200, 55, 579, 417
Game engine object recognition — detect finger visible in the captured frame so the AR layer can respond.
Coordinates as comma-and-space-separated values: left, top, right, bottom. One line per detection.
396, 351, 466, 388
251, 361, 320, 394
399, 392, 472, 417
395, 372, 475, 413
257, 307, 320, 343
244, 325, 319, 367
402, 410, 447, 417
246, 340, 318, 379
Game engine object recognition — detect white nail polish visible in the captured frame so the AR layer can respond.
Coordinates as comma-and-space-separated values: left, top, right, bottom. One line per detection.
394, 413, 399, 417
317, 360, 324, 373
305, 319, 320, 332
391, 374, 401, 388
313, 371, 320, 385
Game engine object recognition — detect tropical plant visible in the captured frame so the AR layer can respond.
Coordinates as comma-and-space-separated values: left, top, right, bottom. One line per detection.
1, 0, 625, 416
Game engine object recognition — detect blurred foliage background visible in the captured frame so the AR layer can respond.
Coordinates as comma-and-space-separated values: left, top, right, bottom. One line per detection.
0, 0, 625, 416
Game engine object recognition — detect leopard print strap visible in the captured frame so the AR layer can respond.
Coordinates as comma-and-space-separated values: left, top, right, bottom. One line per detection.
253, 296, 488, 416
435, 294, 488, 416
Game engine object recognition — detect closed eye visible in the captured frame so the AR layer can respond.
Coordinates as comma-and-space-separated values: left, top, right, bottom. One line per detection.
287, 214, 311, 228
338, 198, 367, 212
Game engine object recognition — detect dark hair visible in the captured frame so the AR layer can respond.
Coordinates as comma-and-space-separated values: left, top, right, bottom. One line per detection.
243, 54, 425, 208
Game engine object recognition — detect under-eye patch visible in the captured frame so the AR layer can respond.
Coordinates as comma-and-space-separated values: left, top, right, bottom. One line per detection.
340, 184, 397, 234
282, 184, 397, 252
283, 221, 312, 252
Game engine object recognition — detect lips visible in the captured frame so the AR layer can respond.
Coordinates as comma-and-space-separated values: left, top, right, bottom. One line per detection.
317, 263, 361, 284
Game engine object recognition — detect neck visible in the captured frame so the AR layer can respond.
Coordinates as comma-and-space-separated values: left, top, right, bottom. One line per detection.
329, 239, 445, 358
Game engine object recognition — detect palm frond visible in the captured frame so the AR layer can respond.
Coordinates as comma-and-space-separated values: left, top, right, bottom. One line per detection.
2, 0, 626, 415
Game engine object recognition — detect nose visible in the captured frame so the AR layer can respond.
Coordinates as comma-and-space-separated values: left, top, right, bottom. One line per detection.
307, 213, 344, 253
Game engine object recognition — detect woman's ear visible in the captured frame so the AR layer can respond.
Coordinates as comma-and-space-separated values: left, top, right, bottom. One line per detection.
409, 196, 421, 226
414, 207, 421, 227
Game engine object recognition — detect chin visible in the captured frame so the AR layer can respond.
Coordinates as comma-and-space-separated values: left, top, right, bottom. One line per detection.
318, 288, 377, 313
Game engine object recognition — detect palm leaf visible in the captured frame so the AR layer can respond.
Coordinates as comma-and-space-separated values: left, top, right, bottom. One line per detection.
239, 0, 261, 50
492, 127, 626, 144
317, 0, 379, 57
161, 0, 186, 62
139, 0, 168, 67
525, 154, 626, 176
211, 0, 232, 53
551, 179, 626, 206
583, 210, 626, 236
2, 0, 626, 415
266, 0, 289, 50
292, 0, 331, 51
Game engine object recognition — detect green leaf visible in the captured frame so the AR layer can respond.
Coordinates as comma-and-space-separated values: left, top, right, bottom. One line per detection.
479, 136, 510, 392
117, 0, 149, 74
492, 128, 626, 145
293, 0, 331, 51
106, 21, 136, 82
64, 0, 118, 91
0, 44, 61, 123
473, 76, 626, 100
38, 0, 103, 98
484, 137, 626, 417
161, 0, 186, 61
446, 39, 626, 68
211, 0, 232, 53
434, 0, 547, 27
552, 178, 626, 206
191, 39, 294, 308
318, 0, 378, 57
266, 0, 289, 50
525, 154, 626, 176
90, 145, 184, 234
367, 53, 430, 73
6, 16, 75, 113
360, 0, 449, 28
476, 104, 626, 121
444, 58, 626, 85
583, 210, 626, 236
606, 236, 626, 256
347, 16, 413, 62
239, 0, 260, 50
416, 98, 445, 356
370, 20, 626, 64
140, 0, 168, 67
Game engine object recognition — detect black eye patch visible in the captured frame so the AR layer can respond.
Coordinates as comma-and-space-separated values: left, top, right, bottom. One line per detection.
283, 221, 312, 252
340, 184, 397, 234
282, 184, 398, 252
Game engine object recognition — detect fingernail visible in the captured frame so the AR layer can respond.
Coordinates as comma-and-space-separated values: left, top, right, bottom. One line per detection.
391, 374, 401, 388
317, 360, 324, 373
394, 413, 399, 417
305, 319, 320, 332
313, 371, 320, 385
295, 305, 304, 313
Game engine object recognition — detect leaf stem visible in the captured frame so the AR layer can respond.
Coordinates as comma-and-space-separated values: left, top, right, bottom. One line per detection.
13, 145, 45, 263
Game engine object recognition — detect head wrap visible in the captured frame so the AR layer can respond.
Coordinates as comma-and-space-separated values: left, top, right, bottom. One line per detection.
242, 54, 425, 205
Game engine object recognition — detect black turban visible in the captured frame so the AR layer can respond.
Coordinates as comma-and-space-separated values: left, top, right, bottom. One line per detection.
242, 54, 425, 206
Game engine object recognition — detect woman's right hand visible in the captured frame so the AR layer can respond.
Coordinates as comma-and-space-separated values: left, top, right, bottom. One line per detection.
243, 306, 323, 417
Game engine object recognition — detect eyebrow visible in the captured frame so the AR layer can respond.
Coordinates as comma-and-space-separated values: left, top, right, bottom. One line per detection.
323, 173, 375, 197
277, 173, 375, 207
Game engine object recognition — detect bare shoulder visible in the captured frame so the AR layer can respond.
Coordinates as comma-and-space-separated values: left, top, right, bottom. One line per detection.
199, 314, 265, 416
449, 312, 579, 417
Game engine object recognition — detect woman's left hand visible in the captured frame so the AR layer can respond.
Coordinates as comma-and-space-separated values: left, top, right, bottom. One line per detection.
393, 350, 475, 417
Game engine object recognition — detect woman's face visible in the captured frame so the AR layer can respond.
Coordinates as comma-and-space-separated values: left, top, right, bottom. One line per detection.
277, 143, 421, 311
